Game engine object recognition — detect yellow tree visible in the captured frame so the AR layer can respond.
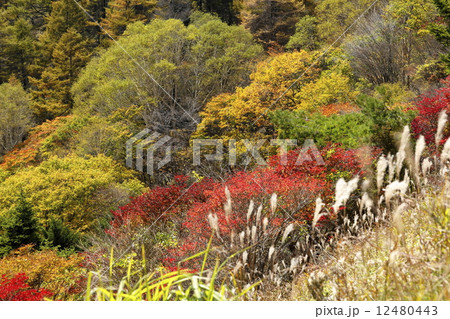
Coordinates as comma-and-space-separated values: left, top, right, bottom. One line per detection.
194, 51, 318, 143
194, 50, 359, 143
29, 29, 91, 119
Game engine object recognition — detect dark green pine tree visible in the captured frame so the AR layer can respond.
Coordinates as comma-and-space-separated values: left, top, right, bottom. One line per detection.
430, 0, 450, 73
0, 194, 41, 257
42, 218, 80, 251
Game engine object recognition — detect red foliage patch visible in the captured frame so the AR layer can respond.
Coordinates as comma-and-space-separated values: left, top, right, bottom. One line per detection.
0, 273, 53, 301
411, 76, 450, 146
109, 144, 380, 266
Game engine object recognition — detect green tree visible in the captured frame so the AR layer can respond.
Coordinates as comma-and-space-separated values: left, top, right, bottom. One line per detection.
270, 109, 373, 148
1, 0, 52, 32
386, 0, 439, 87
29, 0, 90, 80
356, 94, 415, 152
42, 218, 81, 251
0, 194, 40, 257
0, 0, 52, 85
0, 79, 33, 156
429, 0, 450, 73
192, 0, 237, 24
0, 17, 34, 85
73, 13, 262, 135
286, 15, 321, 51
315, 0, 377, 44
101, 0, 157, 38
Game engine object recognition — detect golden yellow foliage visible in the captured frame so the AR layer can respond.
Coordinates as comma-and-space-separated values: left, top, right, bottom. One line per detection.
194, 50, 359, 142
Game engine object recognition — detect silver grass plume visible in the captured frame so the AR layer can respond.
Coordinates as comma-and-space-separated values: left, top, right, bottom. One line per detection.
256, 204, 262, 226
385, 180, 408, 205
243, 251, 248, 265
268, 246, 275, 262
436, 110, 448, 149
396, 126, 410, 178
207, 213, 220, 236
377, 155, 388, 192
230, 230, 236, 249
312, 197, 325, 228
290, 257, 300, 273
440, 138, 450, 176
387, 153, 395, 182
233, 261, 243, 275
414, 135, 426, 175
251, 225, 257, 244
270, 193, 278, 213
224, 187, 232, 223
332, 176, 359, 213
225, 186, 231, 202
362, 179, 371, 192
441, 138, 450, 164
246, 200, 254, 224
262, 217, 268, 233
360, 192, 374, 214
422, 157, 433, 183
239, 231, 245, 246
282, 224, 294, 242
403, 169, 410, 187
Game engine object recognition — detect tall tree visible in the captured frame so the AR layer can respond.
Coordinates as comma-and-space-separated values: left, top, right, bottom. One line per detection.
0, 0, 52, 85
30, 0, 89, 78
28, 0, 93, 120
0, 78, 33, 156
73, 13, 262, 135
0, 18, 34, 85
429, 0, 450, 73
192, 0, 238, 25
101, 0, 156, 38
0, 194, 40, 257
29, 28, 91, 119
239, 0, 305, 49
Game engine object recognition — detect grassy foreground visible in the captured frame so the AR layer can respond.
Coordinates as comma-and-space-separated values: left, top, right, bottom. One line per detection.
291, 181, 450, 301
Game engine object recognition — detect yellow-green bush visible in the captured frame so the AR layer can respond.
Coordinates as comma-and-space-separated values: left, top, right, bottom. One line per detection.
0, 155, 146, 232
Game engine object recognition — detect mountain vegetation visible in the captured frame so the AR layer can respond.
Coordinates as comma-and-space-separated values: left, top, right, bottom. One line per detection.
0, 0, 448, 301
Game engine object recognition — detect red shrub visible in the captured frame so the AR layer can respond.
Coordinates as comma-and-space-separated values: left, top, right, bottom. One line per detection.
109, 144, 380, 266
411, 76, 450, 146
0, 273, 53, 301
108, 175, 218, 238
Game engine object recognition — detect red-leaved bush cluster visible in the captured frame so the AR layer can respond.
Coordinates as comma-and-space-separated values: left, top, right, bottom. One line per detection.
411, 76, 450, 146
0, 273, 53, 301
110, 144, 381, 265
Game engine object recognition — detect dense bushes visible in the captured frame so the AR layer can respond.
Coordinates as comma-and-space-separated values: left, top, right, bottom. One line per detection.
0, 155, 145, 233
0, 245, 85, 300
411, 76, 450, 146
0, 273, 53, 301
270, 110, 372, 148
108, 143, 379, 269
